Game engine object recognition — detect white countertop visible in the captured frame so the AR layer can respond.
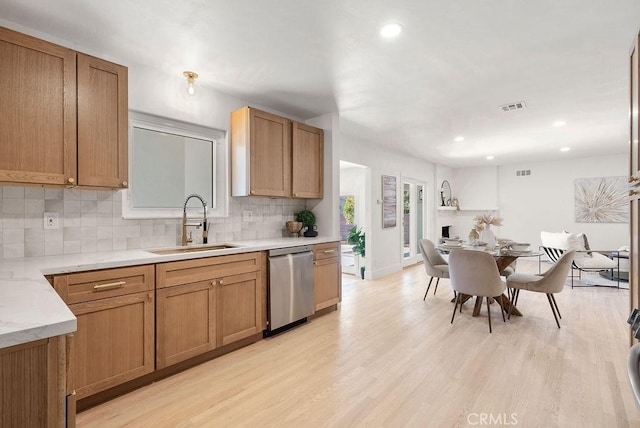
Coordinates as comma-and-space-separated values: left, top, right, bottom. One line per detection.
0, 236, 340, 349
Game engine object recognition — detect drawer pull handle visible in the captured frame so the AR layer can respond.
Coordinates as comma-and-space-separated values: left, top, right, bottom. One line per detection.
323, 250, 336, 254
93, 281, 126, 291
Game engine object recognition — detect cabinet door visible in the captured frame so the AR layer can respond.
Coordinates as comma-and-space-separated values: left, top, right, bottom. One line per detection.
292, 122, 324, 198
77, 53, 128, 188
218, 271, 263, 346
156, 280, 217, 369
249, 108, 291, 197
0, 26, 77, 186
314, 257, 342, 311
70, 291, 154, 399
631, 32, 640, 345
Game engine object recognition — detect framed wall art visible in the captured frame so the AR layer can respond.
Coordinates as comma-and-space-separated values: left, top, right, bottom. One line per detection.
574, 176, 628, 223
382, 175, 397, 228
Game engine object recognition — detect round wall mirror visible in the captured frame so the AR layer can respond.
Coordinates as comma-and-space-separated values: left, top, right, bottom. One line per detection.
440, 180, 452, 206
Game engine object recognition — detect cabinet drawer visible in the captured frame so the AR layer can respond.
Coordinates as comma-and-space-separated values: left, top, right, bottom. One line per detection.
156, 252, 265, 289
313, 242, 340, 261
53, 265, 154, 305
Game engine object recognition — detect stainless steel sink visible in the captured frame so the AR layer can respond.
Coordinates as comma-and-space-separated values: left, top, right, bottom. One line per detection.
148, 244, 238, 255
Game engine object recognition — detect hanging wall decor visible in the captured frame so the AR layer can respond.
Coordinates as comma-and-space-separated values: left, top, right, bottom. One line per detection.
382, 175, 397, 228
574, 176, 628, 223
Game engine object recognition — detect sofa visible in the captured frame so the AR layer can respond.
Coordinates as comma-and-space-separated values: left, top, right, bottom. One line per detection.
540, 231, 621, 288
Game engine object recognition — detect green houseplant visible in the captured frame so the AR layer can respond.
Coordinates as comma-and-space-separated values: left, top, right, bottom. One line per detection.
347, 225, 365, 279
342, 195, 355, 224
296, 210, 318, 237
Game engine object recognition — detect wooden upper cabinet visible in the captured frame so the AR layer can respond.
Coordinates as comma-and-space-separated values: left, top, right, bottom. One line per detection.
292, 121, 323, 198
77, 54, 128, 188
231, 106, 291, 197
231, 106, 323, 198
0, 26, 128, 189
0, 26, 77, 186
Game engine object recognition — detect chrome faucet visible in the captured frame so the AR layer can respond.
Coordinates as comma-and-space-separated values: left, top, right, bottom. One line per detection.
181, 194, 208, 246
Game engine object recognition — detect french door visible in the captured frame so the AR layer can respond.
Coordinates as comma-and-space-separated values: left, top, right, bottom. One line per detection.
402, 179, 426, 267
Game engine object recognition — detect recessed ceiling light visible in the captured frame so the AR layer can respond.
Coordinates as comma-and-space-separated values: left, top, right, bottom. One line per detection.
486, 155, 495, 160
380, 23, 403, 38
560, 147, 570, 152
552, 120, 566, 127
454, 136, 464, 142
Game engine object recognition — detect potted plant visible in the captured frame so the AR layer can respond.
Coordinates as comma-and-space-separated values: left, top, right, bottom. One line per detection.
347, 226, 366, 279
296, 210, 318, 237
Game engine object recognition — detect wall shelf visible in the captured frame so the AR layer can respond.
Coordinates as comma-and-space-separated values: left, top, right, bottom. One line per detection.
437, 206, 458, 211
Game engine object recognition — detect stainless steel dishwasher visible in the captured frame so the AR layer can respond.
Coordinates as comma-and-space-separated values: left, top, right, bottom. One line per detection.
267, 245, 314, 334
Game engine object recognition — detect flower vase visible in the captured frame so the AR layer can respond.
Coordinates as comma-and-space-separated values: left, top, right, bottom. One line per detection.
480, 225, 496, 248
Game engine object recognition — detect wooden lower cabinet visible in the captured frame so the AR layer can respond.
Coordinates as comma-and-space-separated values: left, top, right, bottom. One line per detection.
0, 335, 73, 427
156, 280, 217, 369
218, 271, 263, 346
313, 242, 342, 311
70, 291, 155, 399
156, 252, 265, 368
53, 265, 155, 400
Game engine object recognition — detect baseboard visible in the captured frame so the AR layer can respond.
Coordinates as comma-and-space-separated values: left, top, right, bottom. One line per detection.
369, 263, 403, 280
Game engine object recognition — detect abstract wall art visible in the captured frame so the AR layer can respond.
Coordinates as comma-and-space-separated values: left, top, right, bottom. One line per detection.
574, 176, 628, 223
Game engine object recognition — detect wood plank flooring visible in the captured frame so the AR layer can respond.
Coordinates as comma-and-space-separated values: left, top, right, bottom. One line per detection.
77, 261, 639, 427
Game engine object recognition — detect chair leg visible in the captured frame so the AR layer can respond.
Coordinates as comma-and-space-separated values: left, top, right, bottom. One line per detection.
451, 292, 461, 324
550, 293, 561, 319
424, 277, 434, 300
486, 297, 492, 333
434, 277, 440, 295
571, 267, 574, 289
499, 295, 506, 322
546, 293, 561, 328
508, 288, 514, 320
514, 288, 520, 307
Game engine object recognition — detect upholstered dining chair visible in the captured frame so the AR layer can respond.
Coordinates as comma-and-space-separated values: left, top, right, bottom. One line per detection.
506, 250, 575, 328
419, 239, 449, 300
449, 249, 507, 333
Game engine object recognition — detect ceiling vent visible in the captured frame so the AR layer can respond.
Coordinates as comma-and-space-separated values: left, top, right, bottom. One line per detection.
516, 169, 531, 177
500, 101, 527, 112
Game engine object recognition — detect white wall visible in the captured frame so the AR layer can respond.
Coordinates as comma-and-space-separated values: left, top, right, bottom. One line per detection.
339, 129, 437, 279
498, 154, 628, 250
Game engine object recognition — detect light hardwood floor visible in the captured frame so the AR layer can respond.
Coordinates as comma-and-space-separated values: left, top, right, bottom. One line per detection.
77, 261, 639, 427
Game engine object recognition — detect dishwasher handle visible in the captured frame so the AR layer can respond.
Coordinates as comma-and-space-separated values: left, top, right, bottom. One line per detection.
269, 245, 313, 257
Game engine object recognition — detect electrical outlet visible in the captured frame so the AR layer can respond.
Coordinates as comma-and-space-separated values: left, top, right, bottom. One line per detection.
242, 210, 254, 221
43, 212, 59, 230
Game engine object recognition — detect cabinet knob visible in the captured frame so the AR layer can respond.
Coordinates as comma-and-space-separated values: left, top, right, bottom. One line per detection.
67, 177, 75, 184
219, 279, 224, 285
122, 181, 128, 187
250, 190, 255, 195
211, 280, 217, 286
294, 193, 298, 197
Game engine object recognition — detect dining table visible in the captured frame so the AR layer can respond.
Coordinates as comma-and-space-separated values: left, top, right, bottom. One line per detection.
437, 244, 543, 317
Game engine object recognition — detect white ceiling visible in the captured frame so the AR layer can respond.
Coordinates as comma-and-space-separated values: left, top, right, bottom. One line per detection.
2, 0, 640, 167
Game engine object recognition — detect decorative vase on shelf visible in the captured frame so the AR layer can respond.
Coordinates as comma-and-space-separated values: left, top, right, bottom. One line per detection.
479, 225, 496, 248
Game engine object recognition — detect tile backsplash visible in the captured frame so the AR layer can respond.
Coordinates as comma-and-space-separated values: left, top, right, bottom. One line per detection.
0, 186, 306, 259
